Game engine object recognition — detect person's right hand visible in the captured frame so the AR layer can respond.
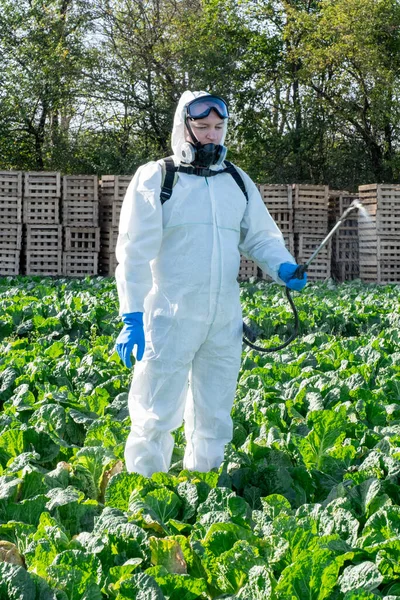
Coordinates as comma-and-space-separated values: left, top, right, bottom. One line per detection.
278, 262, 307, 291
115, 312, 145, 368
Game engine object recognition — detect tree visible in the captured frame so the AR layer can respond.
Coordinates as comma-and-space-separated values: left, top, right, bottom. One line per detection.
79, 0, 249, 173
284, 0, 400, 184
0, 0, 94, 170
1, 0, 399, 187
212, 0, 331, 184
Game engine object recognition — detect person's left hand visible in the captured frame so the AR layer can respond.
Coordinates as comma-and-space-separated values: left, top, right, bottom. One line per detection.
278, 262, 307, 291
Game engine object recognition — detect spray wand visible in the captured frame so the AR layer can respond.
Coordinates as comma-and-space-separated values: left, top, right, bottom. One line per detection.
243, 199, 363, 352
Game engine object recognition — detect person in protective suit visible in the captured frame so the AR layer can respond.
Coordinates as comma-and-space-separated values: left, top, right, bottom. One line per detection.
115, 90, 307, 477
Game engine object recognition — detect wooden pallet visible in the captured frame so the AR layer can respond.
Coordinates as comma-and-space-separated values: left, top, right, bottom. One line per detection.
332, 261, 360, 282
0, 197, 22, 223
334, 216, 359, 235
359, 212, 400, 236
294, 208, 328, 234
24, 172, 61, 198
375, 212, 400, 236
99, 252, 118, 276
293, 184, 329, 234
24, 251, 62, 276
100, 175, 133, 201
333, 238, 359, 262
329, 192, 359, 238
295, 233, 332, 259
337, 194, 359, 215
376, 237, 400, 260
284, 233, 295, 256
100, 227, 119, 253
0, 250, 20, 275
0, 224, 22, 250
358, 185, 378, 212
360, 235, 400, 265
329, 191, 358, 217
258, 184, 292, 210
63, 251, 98, 277
359, 259, 400, 284
359, 183, 400, 211
63, 175, 99, 201
23, 198, 60, 224
99, 199, 122, 228
24, 224, 62, 251
358, 219, 377, 240
359, 262, 378, 283
238, 257, 258, 281
64, 227, 100, 252
358, 225, 400, 265
303, 260, 331, 281
295, 233, 331, 281
378, 262, 400, 282
328, 189, 351, 201
62, 201, 99, 227
293, 184, 329, 209
0, 171, 23, 197
358, 235, 377, 260
269, 210, 293, 234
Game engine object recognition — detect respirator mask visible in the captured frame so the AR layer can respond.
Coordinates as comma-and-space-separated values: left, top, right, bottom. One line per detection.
180, 95, 229, 168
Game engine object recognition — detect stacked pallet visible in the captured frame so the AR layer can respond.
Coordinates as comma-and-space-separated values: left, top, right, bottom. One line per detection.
329, 191, 359, 281
238, 257, 258, 281
358, 184, 400, 283
259, 184, 294, 254
0, 171, 23, 275
62, 176, 99, 277
252, 184, 294, 281
23, 172, 62, 275
293, 184, 330, 281
98, 175, 132, 276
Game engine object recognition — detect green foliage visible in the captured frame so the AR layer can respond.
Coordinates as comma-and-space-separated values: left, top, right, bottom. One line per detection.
0, 561, 60, 599
1, 276, 400, 597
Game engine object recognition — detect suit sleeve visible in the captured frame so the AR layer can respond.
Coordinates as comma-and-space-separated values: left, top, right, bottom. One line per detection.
115, 161, 163, 314
237, 168, 296, 283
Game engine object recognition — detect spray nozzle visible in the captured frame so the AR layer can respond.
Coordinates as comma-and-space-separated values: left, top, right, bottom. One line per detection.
350, 199, 362, 210
340, 199, 363, 220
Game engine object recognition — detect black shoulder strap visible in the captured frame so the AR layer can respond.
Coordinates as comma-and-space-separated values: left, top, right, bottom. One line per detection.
222, 160, 249, 203
160, 157, 177, 205
159, 157, 248, 204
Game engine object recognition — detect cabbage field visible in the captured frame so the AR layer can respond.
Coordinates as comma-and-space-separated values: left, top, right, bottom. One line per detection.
0, 276, 400, 599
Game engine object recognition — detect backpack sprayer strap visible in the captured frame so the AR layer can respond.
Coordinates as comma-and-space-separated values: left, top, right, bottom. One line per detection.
159, 157, 248, 204
160, 157, 178, 205
222, 160, 249, 203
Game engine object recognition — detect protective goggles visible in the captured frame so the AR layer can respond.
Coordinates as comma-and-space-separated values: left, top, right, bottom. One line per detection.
185, 95, 229, 120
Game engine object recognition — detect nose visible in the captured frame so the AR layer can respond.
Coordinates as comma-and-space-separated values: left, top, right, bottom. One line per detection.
207, 128, 218, 141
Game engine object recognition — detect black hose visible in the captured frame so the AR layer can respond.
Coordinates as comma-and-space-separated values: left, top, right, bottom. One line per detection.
242, 287, 299, 352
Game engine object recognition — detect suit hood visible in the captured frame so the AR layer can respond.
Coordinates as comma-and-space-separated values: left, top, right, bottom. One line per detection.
171, 90, 228, 161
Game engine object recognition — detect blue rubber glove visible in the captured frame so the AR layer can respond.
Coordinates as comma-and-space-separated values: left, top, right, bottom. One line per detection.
115, 312, 145, 368
278, 262, 307, 291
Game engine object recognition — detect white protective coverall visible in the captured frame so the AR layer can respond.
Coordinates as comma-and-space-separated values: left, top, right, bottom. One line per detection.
116, 90, 296, 477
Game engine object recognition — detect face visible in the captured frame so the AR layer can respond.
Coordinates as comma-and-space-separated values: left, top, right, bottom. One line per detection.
186, 110, 225, 145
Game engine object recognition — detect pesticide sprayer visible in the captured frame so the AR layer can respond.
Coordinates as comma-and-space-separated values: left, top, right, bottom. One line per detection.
242, 199, 364, 353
